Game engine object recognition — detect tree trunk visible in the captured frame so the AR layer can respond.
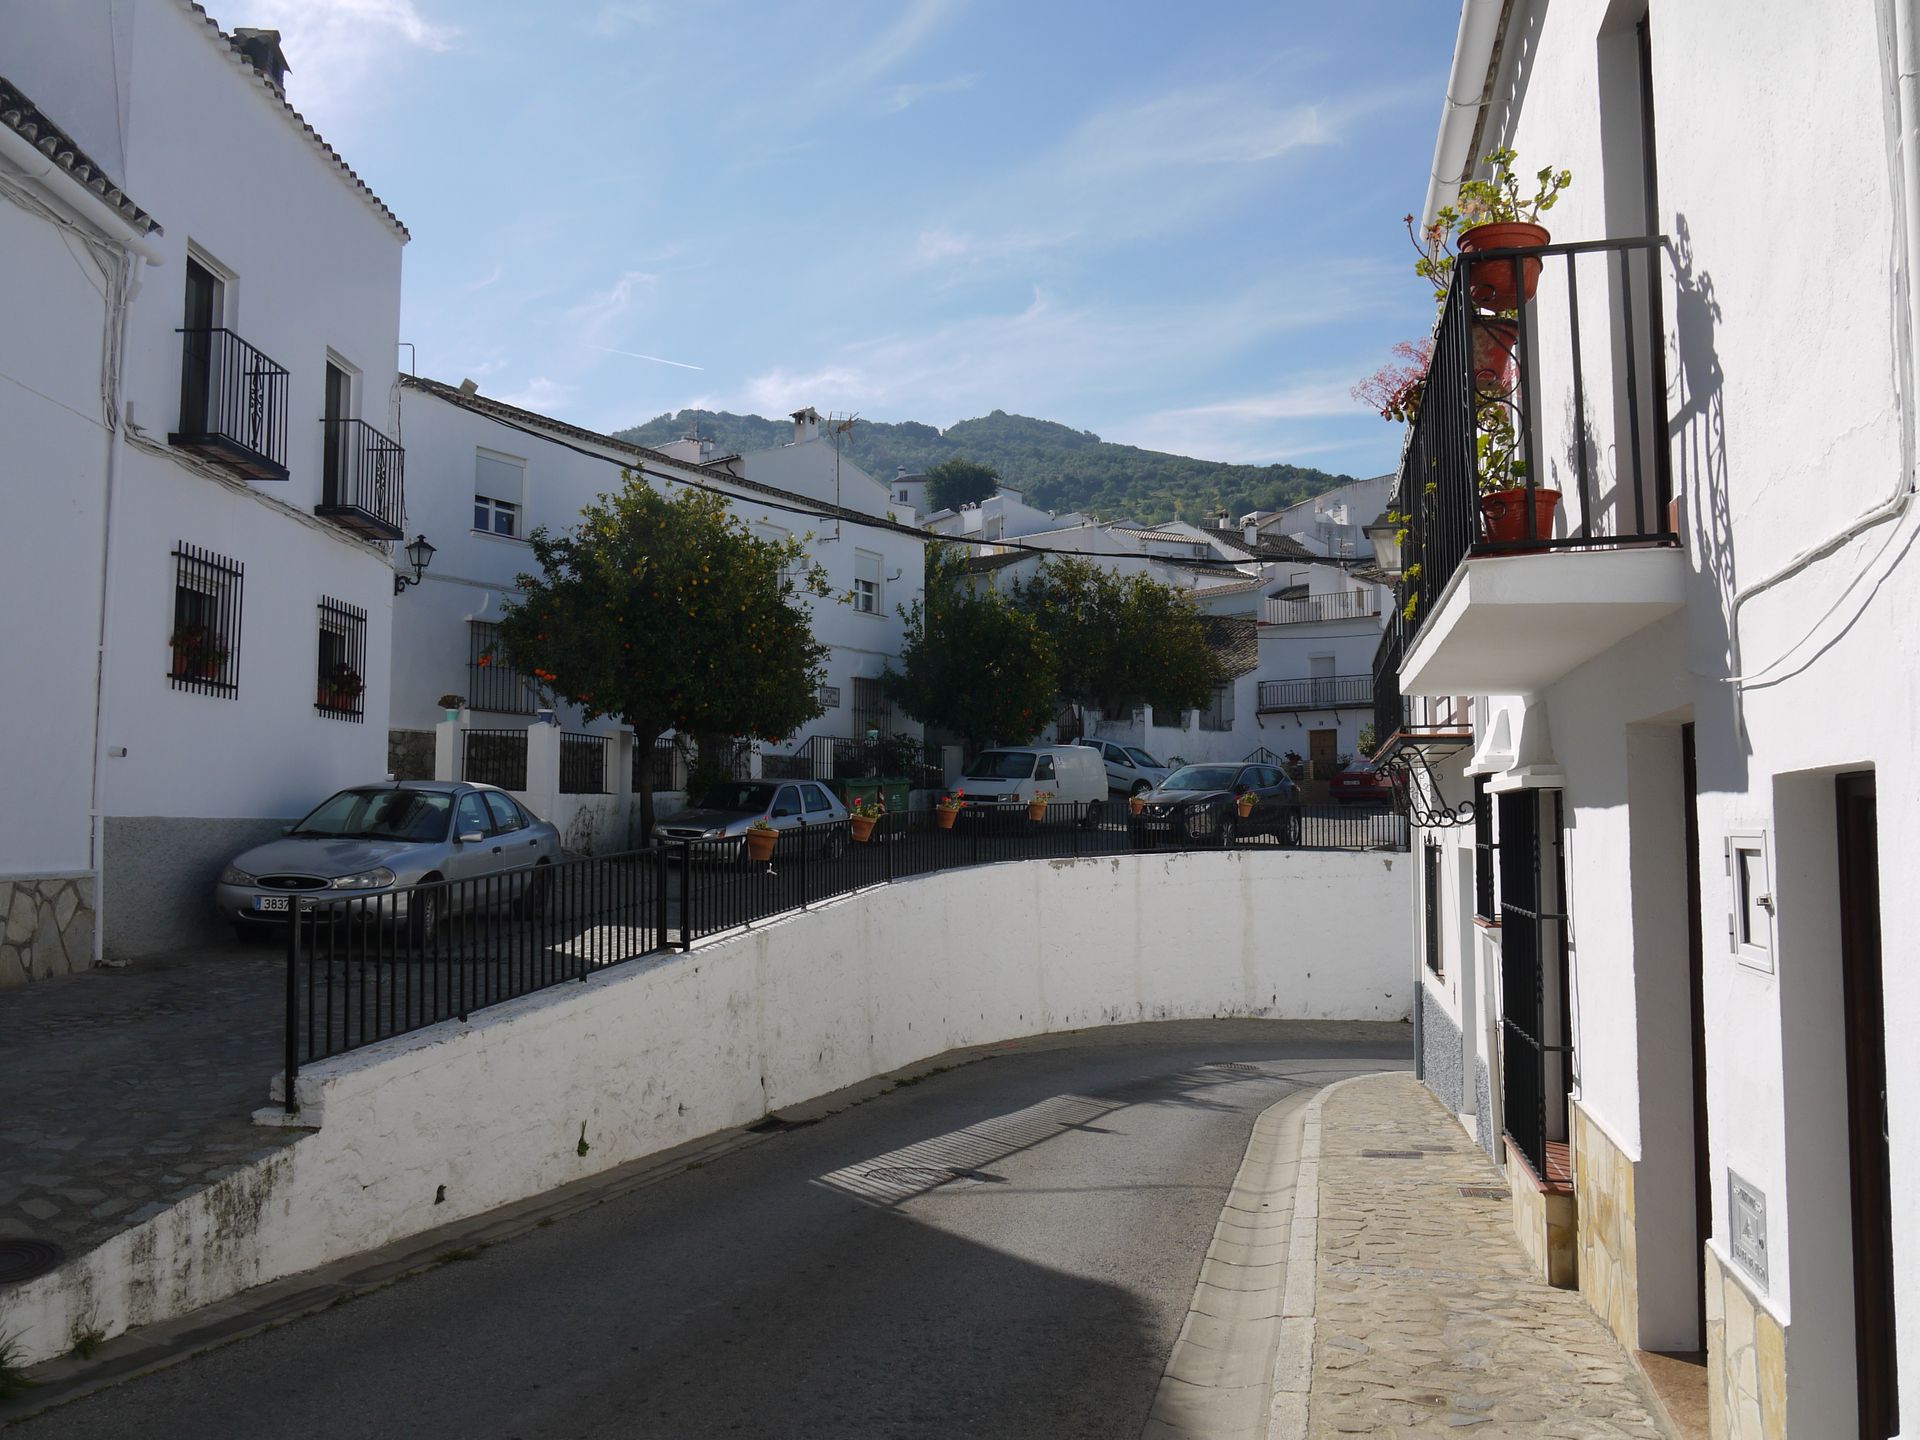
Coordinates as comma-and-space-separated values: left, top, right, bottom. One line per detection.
631, 721, 669, 845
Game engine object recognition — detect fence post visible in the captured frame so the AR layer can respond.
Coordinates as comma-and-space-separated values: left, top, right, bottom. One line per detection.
434, 717, 463, 782
885, 809, 895, 884
678, 838, 693, 951
654, 844, 669, 951
797, 821, 810, 909
283, 900, 302, 1115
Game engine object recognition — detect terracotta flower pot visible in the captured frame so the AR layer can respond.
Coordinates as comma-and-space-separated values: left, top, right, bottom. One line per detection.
1472, 317, 1518, 397
850, 815, 876, 843
745, 828, 777, 862
1459, 222, 1549, 310
1236, 798, 1256, 819
1027, 800, 1048, 821
935, 807, 958, 830
1480, 487, 1562, 545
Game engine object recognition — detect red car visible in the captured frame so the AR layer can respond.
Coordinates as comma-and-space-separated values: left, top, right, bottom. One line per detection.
1328, 760, 1395, 804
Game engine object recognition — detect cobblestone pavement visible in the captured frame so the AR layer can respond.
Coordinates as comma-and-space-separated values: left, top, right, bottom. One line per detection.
1308, 1074, 1671, 1438
0, 942, 298, 1260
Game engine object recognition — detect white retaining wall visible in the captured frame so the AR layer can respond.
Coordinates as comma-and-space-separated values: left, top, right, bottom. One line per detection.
1, 848, 1408, 1364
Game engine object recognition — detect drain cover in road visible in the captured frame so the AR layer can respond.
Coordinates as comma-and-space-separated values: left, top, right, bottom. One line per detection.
0, 1238, 66, 1284
1359, 1149, 1425, 1159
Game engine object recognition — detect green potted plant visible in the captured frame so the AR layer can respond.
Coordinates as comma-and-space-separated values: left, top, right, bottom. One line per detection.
1026, 789, 1053, 822
1409, 212, 1523, 397
1452, 148, 1572, 311
437, 693, 465, 722
1235, 787, 1257, 819
848, 793, 884, 843
169, 624, 228, 681
1476, 402, 1559, 543
319, 661, 365, 710
935, 789, 965, 830
745, 817, 778, 862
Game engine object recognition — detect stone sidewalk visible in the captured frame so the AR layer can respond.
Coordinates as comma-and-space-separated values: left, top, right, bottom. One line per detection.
0, 943, 297, 1262
1302, 1073, 1670, 1437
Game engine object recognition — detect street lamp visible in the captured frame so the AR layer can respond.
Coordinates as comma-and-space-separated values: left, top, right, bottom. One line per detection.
393, 534, 436, 596
1363, 513, 1402, 576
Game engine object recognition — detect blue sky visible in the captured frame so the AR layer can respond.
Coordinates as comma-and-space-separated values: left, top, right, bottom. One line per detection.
222, 0, 1458, 477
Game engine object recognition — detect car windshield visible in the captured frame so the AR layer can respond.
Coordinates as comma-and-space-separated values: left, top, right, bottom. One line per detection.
1162, 765, 1239, 792
1125, 748, 1162, 769
698, 781, 776, 812
291, 789, 452, 842
964, 751, 1036, 780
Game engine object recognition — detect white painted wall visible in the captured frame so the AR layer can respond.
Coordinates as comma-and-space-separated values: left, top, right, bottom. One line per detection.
0, 848, 1410, 1364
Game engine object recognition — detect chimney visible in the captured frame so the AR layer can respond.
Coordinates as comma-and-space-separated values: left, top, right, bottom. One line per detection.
790, 406, 822, 443
1243, 521, 1259, 546
232, 29, 291, 94
458, 378, 480, 396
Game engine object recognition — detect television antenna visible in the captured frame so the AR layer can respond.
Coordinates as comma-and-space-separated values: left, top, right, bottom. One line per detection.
827, 411, 858, 542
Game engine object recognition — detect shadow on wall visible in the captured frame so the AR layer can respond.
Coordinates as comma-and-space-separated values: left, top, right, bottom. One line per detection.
1668, 213, 1749, 792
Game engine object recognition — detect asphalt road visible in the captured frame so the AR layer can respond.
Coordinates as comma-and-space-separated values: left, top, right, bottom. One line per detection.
14, 1021, 1408, 1440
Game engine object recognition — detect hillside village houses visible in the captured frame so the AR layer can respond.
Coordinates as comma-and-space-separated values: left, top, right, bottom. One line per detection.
1372, 2, 1919, 1436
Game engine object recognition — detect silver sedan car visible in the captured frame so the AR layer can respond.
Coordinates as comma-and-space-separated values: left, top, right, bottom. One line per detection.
656, 778, 850, 862
216, 782, 562, 942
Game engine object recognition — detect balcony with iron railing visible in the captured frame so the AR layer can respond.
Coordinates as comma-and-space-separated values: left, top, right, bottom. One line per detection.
1394, 235, 1686, 700
169, 328, 290, 482
1257, 674, 1372, 712
1261, 591, 1381, 626
316, 417, 406, 542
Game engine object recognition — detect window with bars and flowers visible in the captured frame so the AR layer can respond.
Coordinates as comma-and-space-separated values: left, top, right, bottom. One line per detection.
315, 596, 368, 720
169, 543, 243, 697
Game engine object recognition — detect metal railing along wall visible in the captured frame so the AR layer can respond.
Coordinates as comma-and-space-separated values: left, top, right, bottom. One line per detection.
463, 727, 528, 791
763, 734, 944, 791
171, 327, 290, 481
559, 732, 609, 794
1257, 675, 1373, 711
283, 798, 1409, 1107
1399, 235, 1674, 646
1372, 621, 1407, 745
1262, 592, 1380, 625
317, 417, 406, 541
635, 739, 690, 793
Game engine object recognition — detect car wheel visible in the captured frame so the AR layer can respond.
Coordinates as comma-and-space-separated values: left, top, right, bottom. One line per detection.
1130, 779, 1151, 797
1217, 816, 1236, 849
1082, 798, 1105, 829
1282, 809, 1302, 845
408, 880, 443, 951
514, 863, 550, 919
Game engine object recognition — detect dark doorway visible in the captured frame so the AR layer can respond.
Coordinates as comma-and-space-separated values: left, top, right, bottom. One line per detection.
323, 362, 351, 504
179, 258, 222, 435
1837, 771, 1896, 1438
1682, 724, 1711, 1344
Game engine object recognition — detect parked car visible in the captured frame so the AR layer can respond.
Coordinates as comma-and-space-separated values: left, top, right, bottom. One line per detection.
656, 779, 850, 862
1328, 760, 1395, 805
956, 744, 1109, 819
215, 782, 561, 943
1132, 762, 1299, 848
1075, 738, 1172, 795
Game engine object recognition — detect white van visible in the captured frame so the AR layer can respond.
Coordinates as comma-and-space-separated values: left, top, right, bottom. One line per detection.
956, 744, 1110, 815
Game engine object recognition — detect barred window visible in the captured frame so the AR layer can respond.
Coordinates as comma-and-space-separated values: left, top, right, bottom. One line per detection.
1473, 774, 1497, 922
316, 596, 368, 721
468, 620, 536, 714
169, 542, 243, 697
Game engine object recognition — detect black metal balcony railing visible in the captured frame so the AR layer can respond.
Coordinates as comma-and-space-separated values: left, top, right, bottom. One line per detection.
1399, 235, 1675, 646
1372, 622, 1407, 745
317, 417, 406, 542
1257, 675, 1372, 711
170, 328, 291, 481
1262, 591, 1380, 625
559, 732, 609, 795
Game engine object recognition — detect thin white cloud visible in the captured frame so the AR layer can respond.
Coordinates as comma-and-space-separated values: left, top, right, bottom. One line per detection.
218, 0, 455, 133
462, 264, 504, 293
1121, 380, 1379, 466
882, 74, 977, 114
583, 342, 704, 373
564, 270, 660, 351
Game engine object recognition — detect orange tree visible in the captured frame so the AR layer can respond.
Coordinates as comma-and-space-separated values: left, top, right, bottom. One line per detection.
496, 476, 829, 839
885, 545, 1055, 752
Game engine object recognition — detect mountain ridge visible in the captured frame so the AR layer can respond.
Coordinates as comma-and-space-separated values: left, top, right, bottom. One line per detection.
613, 408, 1361, 525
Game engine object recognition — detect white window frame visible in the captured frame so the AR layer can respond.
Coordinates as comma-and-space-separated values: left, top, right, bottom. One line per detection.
853, 548, 883, 615
474, 447, 527, 540
1725, 829, 1775, 973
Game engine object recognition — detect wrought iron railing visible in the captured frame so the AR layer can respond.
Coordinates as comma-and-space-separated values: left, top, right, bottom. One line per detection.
1257, 675, 1372, 711
559, 732, 608, 794
763, 734, 944, 791
463, 727, 527, 790
1399, 235, 1675, 645
1372, 621, 1407, 746
1262, 591, 1380, 625
635, 738, 691, 793
282, 799, 1411, 1107
171, 328, 290, 481
467, 622, 538, 714
318, 417, 406, 541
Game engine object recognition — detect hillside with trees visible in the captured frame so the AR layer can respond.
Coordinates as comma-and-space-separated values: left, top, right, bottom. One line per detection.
615, 408, 1359, 525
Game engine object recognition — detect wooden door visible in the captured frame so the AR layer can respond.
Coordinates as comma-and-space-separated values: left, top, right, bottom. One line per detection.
1308, 728, 1337, 780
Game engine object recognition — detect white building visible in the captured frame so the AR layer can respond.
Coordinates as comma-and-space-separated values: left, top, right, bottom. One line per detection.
1379, 5, 1917, 1436
391, 379, 927, 814
1248, 472, 1393, 560
925, 484, 1087, 542
1, 5, 407, 967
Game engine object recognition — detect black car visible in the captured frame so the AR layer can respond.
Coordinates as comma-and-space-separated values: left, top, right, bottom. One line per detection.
1131, 762, 1299, 848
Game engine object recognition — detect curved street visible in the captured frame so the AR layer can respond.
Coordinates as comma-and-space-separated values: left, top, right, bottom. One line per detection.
11, 1022, 1407, 1440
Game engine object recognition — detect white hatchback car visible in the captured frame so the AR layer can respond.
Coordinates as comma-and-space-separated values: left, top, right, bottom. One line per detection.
1077, 738, 1171, 796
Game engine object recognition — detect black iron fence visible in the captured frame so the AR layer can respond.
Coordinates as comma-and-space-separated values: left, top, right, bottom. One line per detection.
1399, 235, 1674, 646
283, 798, 1407, 1107
764, 733, 945, 791
559, 732, 608, 794
1372, 621, 1407, 747
1257, 675, 1372, 711
171, 327, 290, 481
463, 727, 527, 790
318, 417, 406, 542
636, 738, 691, 793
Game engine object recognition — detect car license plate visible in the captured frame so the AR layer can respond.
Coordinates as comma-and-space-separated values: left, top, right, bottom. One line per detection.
253, 895, 290, 913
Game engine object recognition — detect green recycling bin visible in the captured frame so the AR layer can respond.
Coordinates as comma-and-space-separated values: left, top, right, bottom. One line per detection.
839, 777, 911, 817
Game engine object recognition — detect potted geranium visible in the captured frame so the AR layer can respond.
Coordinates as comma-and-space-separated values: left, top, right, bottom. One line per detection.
1452, 148, 1572, 311
1027, 789, 1053, 822
1407, 213, 1520, 398
319, 661, 364, 710
437, 693, 465, 722
1235, 788, 1258, 819
935, 790, 965, 830
848, 794, 883, 843
1477, 401, 1559, 544
169, 624, 227, 682
745, 818, 778, 863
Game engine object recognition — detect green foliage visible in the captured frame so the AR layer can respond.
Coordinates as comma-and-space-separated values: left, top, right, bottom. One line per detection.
614, 408, 1355, 527
924, 456, 1000, 512
496, 478, 830, 837
1355, 724, 1377, 759
885, 547, 1056, 749
1457, 147, 1572, 228
1475, 402, 1527, 493
1010, 557, 1222, 716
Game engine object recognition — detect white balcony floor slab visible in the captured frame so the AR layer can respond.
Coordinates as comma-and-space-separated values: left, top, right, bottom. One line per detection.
1398, 546, 1686, 697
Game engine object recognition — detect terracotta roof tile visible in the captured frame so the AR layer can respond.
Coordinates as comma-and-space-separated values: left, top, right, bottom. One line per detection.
0, 77, 160, 235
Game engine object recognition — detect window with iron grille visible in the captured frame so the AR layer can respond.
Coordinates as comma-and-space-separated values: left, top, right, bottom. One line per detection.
1473, 775, 1497, 921
169, 543, 243, 697
852, 676, 889, 738
468, 621, 536, 714
315, 596, 368, 721
1423, 841, 1444, 975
